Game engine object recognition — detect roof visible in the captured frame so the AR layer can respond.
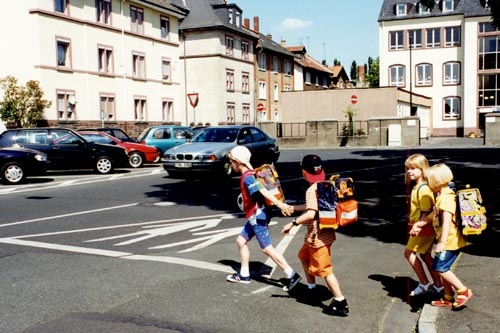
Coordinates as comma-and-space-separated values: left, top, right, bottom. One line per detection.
138, 0, 188, 16
287, 46, 332, 74
258, 33, 295, 58
378, 0, 491, 22
173, 0, 257, 39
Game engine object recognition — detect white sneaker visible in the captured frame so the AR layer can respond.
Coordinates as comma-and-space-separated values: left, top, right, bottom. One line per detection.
410, 282, 431, 296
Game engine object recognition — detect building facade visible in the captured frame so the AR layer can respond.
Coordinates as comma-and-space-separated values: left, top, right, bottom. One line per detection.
0, 0, 188, 136
378, 0, 494, 136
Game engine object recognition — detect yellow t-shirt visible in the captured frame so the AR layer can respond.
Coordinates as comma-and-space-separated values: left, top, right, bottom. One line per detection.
433, 186, 466, 250
409, 182, 435, 236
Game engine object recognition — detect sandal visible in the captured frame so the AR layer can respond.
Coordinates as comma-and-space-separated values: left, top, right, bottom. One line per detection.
431, 298, 453, 307
453, 288, 473, 309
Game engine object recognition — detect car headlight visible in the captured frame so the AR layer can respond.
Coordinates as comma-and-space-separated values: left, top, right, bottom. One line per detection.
197, 154, 218, 161
164, 153, 175, 160
35, 154, 48, 162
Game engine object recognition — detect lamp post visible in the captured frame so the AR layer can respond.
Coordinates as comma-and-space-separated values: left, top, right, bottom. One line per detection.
409, 33, 413, 116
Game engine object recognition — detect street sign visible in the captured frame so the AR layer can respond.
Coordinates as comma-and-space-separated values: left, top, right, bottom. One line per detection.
187, 93, 199, 108
351, 95, 358, 105
257, 103, 265, 112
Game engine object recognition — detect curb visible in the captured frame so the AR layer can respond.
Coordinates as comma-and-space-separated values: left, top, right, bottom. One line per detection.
417, 305, 437, 333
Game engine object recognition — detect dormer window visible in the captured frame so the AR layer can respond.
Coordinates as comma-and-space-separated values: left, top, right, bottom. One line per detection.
396, 3, 408, 16
417, 2, 432, 14
228, 9, 233, 25
442, 0, 454, 12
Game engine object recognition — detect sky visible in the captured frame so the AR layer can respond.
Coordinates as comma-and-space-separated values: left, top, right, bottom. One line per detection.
234, 0, 384, 69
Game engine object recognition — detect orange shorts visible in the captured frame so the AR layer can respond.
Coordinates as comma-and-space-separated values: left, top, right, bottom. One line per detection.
298, 243, 333, 278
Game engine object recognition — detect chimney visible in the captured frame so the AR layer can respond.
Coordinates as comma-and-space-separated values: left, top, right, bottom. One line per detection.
280, 39, 287, 47
266, 33, 272, 40
253, 16, 259, 33
243, 18, 250, 29
357, 66, 365, 81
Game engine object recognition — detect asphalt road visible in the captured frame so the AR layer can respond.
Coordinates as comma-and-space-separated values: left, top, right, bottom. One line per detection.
0, 145, 498, 333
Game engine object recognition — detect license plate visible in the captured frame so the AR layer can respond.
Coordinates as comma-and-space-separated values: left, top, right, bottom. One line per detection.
174, 162, 192, 168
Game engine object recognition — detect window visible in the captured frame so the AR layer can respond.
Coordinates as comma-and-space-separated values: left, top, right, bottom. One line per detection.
284, 59, 292, 75
418, 2, 432, 14
226, 103, 235, 124
228, 9, 233, 25
160, 16, 170, 39
134, 97, 147, 121
225, 36, 234, 56
98, 46, 113, 73
130, 6, 144, 34
273, 84, 279, 101
96, 0, 111, 24
426, 28, 441, 48
479, 35, 500, 70
305, 71, 311, 84
416, 63, 432, 86
443, 97, 460, 119
258, 52, 266, 70
408, 29, 422, 49
56, 91, 76, 120
479, 22, 497, 33
442, 0, 454, 12
284, 85, 292, 91
444, 26, 460, 46
56, 38, 71, 68
444, 62, 460, 84
396, 3, 408, 16
242, 104, 250, 124
55, 0, 68, 13
241, 41, 249, 60
242, 72, 250, 93
162, 99, 173, 122
390, 31, 404, 50
132, 52, 145, 78
389, 65, 405, 86
226, 69, 234, 91
478, 74, 499, 106
258, 81, 267, 100
100, 94, 115, 120
162, 58, 171, 81
235, 11, 241, 28
272, 56, 279, 72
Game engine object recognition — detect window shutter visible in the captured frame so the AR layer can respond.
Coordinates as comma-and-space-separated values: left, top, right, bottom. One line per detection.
393, 4, 397, 15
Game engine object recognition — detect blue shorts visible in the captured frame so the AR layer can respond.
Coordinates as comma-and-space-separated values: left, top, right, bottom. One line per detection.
432, 249, 460, 273
240, 219, 272, 249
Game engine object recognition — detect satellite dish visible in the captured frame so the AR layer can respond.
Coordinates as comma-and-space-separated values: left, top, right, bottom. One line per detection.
68, 95, 76, 105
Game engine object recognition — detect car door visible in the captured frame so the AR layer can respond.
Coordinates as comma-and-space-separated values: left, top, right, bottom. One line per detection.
49, 129, 93, 169
248, 127, 275, 164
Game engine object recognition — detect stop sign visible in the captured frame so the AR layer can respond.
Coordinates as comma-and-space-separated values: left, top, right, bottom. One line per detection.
351, 95, 358, 105
257, 103, 265, 111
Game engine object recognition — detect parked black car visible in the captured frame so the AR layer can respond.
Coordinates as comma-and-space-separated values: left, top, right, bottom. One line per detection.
78, 127, 137, 142
0, 128, 129, 174
0, 147, 49, 185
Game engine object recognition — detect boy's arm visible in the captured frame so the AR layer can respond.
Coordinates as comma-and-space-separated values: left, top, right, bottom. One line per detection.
435, 210, 452, 253
258, 187, 293, 215
281, 209, 315, 234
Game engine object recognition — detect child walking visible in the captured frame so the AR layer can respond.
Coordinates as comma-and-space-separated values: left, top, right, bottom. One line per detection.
281, 155, 349, 316
426, 163, 473, 309
404, 154, 443, 296
226, 146, 302, 292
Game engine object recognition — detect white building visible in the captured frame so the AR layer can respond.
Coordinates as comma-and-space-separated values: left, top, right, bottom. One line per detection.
0, 0, 187, 135
378, 0, 494, 137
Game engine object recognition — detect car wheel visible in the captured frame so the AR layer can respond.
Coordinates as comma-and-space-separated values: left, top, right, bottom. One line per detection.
1, 162, 26, 185
95, 156, 114, 174
128, 152, 144, 168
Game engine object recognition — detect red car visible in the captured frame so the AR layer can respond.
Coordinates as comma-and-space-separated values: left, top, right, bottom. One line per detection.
79, 131, 161, 168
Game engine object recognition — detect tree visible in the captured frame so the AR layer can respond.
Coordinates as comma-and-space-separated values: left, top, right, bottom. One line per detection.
0, 76, 51, 128
350, 60, 357, 81
333, 58, 341, 66
365, 57, 380, 87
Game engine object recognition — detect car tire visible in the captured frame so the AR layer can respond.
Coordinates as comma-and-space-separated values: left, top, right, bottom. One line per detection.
1, 162, 26, 185
128, 152, 144, 168
95, 156, 114, 174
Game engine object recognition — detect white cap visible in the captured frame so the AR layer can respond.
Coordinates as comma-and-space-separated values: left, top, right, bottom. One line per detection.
229, 146, 253, 170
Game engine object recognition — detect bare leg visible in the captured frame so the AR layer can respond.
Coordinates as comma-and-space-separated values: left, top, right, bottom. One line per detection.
404, 248, 429, 284
325, 273, 344, 299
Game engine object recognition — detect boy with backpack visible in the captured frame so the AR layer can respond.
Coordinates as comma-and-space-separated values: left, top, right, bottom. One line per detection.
226, 146, 302, 292
281, 154, 349, 316
426, 163, 473, 309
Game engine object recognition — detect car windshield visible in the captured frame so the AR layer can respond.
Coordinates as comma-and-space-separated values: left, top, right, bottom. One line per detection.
191, 128, 238, 143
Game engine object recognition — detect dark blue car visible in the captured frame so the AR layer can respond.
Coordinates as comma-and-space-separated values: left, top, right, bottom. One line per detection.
0, 147, 48, 185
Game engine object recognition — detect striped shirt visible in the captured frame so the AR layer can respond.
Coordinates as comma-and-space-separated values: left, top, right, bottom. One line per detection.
304, 183, 336, 248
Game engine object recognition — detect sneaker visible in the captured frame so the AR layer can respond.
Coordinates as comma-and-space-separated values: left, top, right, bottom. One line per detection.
432, 285, 444, 295
410, 282, 431, 296
453, 288, 473, 309
282, 272, 302, 291
431, 298, 453, 307
323, 298, 349, 316
226, 273, 251, 284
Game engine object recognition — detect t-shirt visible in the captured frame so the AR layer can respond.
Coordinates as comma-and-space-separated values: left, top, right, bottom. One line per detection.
304, 183, 336, 248
241, 170, 266, 220
433, 186, 466, 250
409, 182, 435, 236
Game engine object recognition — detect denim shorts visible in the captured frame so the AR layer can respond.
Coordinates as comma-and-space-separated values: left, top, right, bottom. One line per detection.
432, 249, 460, 273
240, 219, 272, 249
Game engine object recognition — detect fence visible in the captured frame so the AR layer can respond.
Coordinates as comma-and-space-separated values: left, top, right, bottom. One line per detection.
277, 122, 306, 137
